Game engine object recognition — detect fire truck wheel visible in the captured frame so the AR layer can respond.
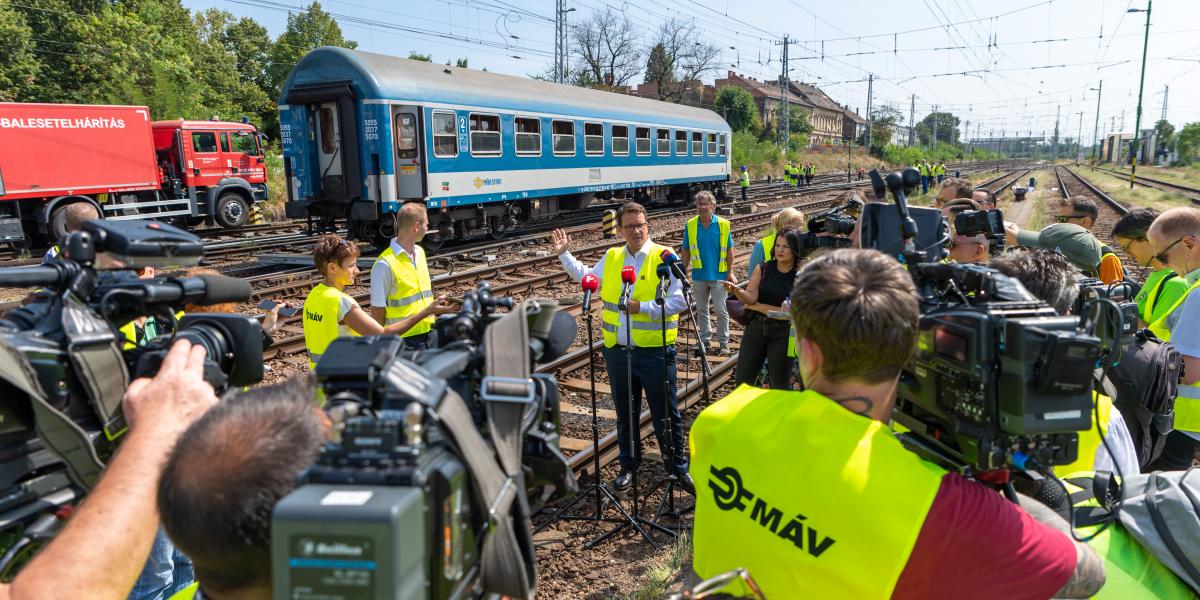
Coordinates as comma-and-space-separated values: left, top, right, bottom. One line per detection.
215, 193, 250, 229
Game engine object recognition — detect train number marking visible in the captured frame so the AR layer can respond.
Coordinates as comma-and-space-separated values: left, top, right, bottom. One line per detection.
363, 118, 379, 141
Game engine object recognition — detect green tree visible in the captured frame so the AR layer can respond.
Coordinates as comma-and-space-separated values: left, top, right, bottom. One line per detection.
643, 42, 672, 85
1154, 119, 1175, 146
267, 2, 356, 99
1176, 123, 1200, 165
0, 1, 38, 101
714, 85, 760, 135
869, 105, 902, 149
915, 111, 960, 146
455, 57, 468, 68
408, 51, 432, 62
788, 105, 812, 135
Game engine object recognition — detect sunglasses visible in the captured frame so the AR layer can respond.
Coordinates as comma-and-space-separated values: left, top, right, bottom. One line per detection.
1055, 214, 1089, 223
1154, 237, 1186, 265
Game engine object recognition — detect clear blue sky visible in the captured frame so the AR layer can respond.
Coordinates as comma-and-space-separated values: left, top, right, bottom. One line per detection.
186, 0, 1200, 144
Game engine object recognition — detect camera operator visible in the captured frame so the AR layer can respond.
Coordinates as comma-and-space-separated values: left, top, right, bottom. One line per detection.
1005, 221, 1125, 285
1111, 209, 1191, 326
988, 249, 1140, 477
0, 340, 217, 600
972, 188, 997, 210
155, 376, 326, 600
689, 249, 1104, 598
934, 178, 975, 207
943, 200, 990, 265
41, 202, 99, 264
551, 202, 692, 493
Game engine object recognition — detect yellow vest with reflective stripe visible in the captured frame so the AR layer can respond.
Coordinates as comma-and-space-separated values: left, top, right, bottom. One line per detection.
303, 283, 358, 367
1149, 278, 1200, 432
599, 242, 678, 348
690, 385, 945, 597
1061, 472, 1195, 599
167, 582, 199, 600
759, 233, 776, 264
686, 216, 729, 273
1053, 392, 1113, 478
739, 171, 750, 188
787, 322, 796, 358
373, 244, 434, 336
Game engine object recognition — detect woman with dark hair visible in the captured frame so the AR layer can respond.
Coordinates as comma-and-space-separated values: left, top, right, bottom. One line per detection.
724, 228, 801, 389
303, 234, 454, 367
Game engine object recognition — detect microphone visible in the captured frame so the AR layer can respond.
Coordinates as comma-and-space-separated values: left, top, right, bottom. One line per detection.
98, 273, 252, 306
659, 249, 690, 285
580, 273, 599, 314
655, 262, 670, 302
619, 266, 636, 311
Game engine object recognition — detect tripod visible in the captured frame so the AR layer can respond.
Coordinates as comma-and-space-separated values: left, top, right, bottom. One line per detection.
679, 281, 713, 407
589, 286, 677, 548
534, 307, 650, 548
652, 268, 692, 525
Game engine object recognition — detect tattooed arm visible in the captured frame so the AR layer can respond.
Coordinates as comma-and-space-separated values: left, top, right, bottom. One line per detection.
1017, 494, 1106, 598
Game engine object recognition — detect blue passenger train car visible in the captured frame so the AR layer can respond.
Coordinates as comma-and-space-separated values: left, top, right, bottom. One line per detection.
278, 47, 731, 246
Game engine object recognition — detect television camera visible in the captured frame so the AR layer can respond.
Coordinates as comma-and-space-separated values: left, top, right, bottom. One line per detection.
795, 198, 858, 257
861, 168, 1118, 476
0, 219, 261, 577
272, 283, 578, 599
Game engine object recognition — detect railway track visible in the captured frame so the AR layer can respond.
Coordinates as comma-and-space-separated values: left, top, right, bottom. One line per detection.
1089, 166, 1200, 205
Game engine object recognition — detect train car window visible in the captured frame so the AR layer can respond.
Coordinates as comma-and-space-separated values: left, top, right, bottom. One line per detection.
636, 127, 651, 156
552, 120, 575, 156
396, 113, 418, 159
612, 125, 629, 156
675, 130, 687, 156
707, 133, 717, 155
692, 131, 703, 155
719, 133, 728, 156
584, 122, 604, 156
657, 129, 671, 155
192, 132, 218, 153
318, 108, 336, 154
515, 117, 541, 156
231, 132, 261, 156
432, 111, 457, 158
469, 113, 501, 156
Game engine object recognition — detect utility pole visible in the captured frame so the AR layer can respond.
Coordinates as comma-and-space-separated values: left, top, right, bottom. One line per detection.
554, 0, 575, 83
1090, 81, 1103, 162
1076, 111, 1084, 164
931, 105, 938, 150
1052, 105, 1061, 162
1120, 109, 1126, 132
965, 120, 971, 159
865, 74, 874, 150
1130, 1, 1152, 188
1161, 85, 1169, 122
777, 35, 790, 147
902, 96, 912, 148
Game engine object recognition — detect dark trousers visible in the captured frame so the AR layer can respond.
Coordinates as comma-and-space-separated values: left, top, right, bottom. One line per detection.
741, 186, 748, 202
734, 315, 793, 390
805, 174, 813, 185
403, 330, 435, 350
937, 174, 944, 184
921, 175, 930, 193
1145, 430, 1200, 471
602, 345, 686, 474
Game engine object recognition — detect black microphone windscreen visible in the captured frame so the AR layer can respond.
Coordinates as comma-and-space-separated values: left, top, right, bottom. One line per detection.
195, 274, 251, 305
539, 311, 578, 363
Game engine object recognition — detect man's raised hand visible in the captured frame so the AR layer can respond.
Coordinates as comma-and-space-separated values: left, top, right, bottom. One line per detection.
551, 228, 571, 255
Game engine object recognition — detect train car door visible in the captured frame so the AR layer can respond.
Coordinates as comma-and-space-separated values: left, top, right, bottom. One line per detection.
393, 106, 425, 199
315, 102, 342, 179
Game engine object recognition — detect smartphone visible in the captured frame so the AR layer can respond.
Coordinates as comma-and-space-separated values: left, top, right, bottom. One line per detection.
722, 280, 745, 291
259, 299, 299, 318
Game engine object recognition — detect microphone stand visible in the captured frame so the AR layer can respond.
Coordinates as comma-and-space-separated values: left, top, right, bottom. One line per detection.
537, 292, 652, 550
652, 268, 691, 526
674, 268, 713, 407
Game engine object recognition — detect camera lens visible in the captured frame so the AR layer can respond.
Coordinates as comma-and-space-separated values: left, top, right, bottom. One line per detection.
174, 323, 231, 370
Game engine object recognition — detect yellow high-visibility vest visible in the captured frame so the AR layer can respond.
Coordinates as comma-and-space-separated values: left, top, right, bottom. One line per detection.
739, 171, 750, 188
1149, 278, 1200, 432
686, 215, 730, 273
373, 244, 434, 336
690, 385, 945, 597
303, 283, 359, 367
599, 242, 678, 348
1052, 392, 1114, 478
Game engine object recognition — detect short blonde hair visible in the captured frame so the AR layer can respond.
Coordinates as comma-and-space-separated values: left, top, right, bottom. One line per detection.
694, 190, 716, 206
771, 207, 805, 234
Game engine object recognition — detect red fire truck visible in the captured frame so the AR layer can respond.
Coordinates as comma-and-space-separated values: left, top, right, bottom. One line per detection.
0, 103, 269, 248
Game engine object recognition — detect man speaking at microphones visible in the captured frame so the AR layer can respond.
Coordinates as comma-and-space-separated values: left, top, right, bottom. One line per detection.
552, 202, 692, 494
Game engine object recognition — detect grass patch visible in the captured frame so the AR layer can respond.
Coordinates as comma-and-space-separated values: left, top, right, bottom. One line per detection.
1073, 167, 1194, 212
263, 149, 287, 221
1107, 163, 1200, 190
623, 534, 693, 600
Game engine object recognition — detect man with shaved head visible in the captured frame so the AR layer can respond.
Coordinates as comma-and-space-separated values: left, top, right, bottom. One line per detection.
1144, 207, 1200, 469
370, 202, 438, 350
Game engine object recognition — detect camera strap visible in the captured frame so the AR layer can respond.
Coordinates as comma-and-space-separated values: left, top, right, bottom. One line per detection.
432, 300, 540, 599
61, 296, 130, 443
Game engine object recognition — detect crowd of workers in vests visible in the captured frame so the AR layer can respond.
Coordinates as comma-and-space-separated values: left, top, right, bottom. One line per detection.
9, 168, 1200, 598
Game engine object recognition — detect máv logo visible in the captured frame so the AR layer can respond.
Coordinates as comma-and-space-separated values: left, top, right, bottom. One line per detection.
708, 465, 836, 557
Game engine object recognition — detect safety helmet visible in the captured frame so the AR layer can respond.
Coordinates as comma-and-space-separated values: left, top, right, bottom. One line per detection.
740, 165, 746, 170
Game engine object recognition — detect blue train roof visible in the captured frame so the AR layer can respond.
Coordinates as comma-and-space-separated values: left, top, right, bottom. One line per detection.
280, 47, 730, 132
